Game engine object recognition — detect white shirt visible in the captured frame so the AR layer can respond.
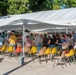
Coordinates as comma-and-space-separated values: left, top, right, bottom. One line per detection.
35, 35, 42, 45
24, 32, 30, 42
74, 45, 76, 49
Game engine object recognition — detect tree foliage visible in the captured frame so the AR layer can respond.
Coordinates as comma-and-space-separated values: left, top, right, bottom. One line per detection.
0, 0, 8, 16
7, 0, 28, 14
0, 0, 76, 16
28, 0, 51, 11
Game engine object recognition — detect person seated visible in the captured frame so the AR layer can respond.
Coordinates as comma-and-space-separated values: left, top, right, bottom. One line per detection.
32, 38, 36, 46
38, 46, 46, 55
24, 36, 32, 55
74, 41, 76, 49
62, 41, 69, 54
15, 43, 22, 55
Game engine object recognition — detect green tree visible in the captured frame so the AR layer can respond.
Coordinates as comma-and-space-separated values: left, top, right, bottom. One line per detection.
0, 0, 76, 16
7, 0, 28, 15
70, 0, 76, 7
28, 0, 53, 12
0, 0, 8, 16
67, 0, 72, 8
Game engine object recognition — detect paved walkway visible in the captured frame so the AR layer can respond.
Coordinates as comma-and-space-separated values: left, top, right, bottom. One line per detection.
0, 55, 76, 75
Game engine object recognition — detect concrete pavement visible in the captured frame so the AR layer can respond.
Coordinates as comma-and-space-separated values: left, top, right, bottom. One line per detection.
0, 55, 76, 75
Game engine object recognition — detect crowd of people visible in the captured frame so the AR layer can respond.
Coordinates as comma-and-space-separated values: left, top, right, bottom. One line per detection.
0, 30, 76, 57
24, 30, 76, 54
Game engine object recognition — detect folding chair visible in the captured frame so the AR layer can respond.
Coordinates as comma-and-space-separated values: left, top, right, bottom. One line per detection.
65, 49, 75, 64
0, 44, 7, 57
28, 46, 37, 61
35, 47, 46, 64
6, 45, 14, 58
53, 50, 66, 68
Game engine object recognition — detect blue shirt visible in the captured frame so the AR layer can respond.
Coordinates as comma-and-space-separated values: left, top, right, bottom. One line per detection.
1, 34, 6, 38
61, 39, 66, 43
0, 37, 3, 43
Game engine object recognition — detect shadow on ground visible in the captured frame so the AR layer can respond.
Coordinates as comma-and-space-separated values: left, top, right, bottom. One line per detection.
0, 58, 4, 62
3, 58, 36, 75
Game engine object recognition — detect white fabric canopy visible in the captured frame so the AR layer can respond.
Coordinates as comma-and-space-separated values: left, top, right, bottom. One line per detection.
0, 8, 76, 30
0, 8, 76, 58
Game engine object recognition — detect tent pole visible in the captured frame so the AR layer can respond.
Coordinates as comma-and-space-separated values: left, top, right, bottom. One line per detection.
22, 24, 25, 57
54, 26, 56, 33
65, 28, 68, 34
18, 24, 25, 66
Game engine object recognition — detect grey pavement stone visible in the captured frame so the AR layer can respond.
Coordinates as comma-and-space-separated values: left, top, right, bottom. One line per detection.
0, 55, 76, 75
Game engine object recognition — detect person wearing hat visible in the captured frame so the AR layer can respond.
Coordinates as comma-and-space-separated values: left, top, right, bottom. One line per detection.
7, 31, 11, 39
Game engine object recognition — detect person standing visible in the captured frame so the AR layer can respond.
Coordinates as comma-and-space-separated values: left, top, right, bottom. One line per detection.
0, 33, 3, 49
35, 34, 42, 51
72, 31, 76, 42
24, 30, 30, 44
9, 32, 17, 50
66, 34, 74, 50
1, 32, 6, 39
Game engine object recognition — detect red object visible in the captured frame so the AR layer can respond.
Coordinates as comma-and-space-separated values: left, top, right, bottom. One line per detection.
65, 51, 69, 54
15, 47, 22, 53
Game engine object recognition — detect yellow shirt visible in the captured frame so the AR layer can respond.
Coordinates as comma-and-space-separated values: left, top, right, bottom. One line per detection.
9, 35, 17, 44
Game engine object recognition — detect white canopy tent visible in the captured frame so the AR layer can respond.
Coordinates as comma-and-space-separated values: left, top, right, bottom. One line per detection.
0, 8, 76, 65
0, 8, 76, 31
0, 8, 76, 56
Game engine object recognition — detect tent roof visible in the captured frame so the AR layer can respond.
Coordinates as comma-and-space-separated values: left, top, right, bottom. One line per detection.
0, 8, 76, 30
